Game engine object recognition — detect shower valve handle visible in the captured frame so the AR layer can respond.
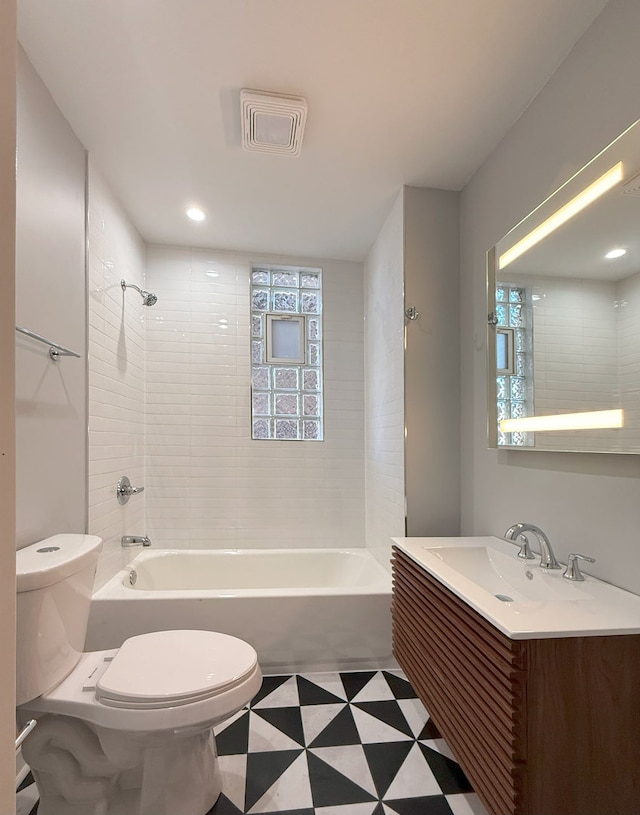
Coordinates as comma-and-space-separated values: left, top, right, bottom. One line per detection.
116, 475, 145, 505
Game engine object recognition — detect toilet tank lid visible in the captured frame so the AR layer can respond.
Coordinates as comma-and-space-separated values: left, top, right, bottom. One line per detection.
17, 534, 103, 592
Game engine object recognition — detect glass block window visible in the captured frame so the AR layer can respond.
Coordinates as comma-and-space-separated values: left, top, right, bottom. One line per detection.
251, 266, 323, 441
496, 283, 533, 447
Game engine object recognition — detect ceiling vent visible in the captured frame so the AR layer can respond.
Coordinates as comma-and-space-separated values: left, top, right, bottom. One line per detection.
241, 89, 307, 157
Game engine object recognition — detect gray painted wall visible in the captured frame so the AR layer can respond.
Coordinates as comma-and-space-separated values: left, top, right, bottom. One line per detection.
404, 186, 460, 536
15, 48, 87, 547
460, 0, 640, 593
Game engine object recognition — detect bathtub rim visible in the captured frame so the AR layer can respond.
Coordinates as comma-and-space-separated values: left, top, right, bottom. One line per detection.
94, 547, 392, 600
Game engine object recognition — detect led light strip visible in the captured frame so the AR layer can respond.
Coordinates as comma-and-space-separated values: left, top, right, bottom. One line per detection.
500, 409, 623, 433
498, 163, 623, 270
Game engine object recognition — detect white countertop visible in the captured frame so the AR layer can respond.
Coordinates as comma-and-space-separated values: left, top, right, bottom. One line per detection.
392, 535, 640, 640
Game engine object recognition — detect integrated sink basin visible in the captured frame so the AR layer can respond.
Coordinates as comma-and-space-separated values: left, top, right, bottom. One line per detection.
422, 543, 591, 604
393, 535, 640, 639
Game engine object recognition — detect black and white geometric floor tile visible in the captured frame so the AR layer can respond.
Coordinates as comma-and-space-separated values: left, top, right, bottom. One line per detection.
16, 670, 490, 815
16, 769, 39, 815
208, 670, 490, 815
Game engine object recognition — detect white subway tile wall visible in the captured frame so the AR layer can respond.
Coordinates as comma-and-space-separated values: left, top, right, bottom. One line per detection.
531, 276, 620, 451
364, 193, 406, 571
144, 246, 365, 549
87, 161, 147, 588
87, 186, 365, 580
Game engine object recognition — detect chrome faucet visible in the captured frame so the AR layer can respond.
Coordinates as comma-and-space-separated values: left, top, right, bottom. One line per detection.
504, 523, 561, 569
563, 553, 596, 581
121, 535, 152, 548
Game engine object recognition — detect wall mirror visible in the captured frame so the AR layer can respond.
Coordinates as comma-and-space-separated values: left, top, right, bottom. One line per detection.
487, 118, 640, 453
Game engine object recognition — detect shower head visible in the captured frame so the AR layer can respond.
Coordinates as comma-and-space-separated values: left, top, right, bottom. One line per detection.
140, 290, 158, 306
121, 279, 158, 307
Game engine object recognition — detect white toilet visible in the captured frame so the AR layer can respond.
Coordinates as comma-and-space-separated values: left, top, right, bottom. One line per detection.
16, 534, 262, 815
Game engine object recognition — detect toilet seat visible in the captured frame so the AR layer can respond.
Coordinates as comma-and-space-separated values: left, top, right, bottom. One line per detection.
20, 630, 262, 733
96, 630, 257, 709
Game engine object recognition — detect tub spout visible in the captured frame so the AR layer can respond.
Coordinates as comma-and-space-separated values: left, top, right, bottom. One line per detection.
121, 536, 152, 548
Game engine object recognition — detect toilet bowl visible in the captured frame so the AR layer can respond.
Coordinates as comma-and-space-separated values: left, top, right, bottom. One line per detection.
16, 535, 262, 815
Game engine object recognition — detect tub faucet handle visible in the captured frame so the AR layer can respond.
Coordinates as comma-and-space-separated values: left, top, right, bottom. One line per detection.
116, 475, 145, 505
122, 536, 152, 548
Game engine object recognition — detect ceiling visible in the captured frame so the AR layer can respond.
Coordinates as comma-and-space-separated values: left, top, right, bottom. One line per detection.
17, 0, 611, 262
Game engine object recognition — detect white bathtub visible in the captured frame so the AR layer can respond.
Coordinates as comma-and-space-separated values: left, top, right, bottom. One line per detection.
87, 548, 393, 673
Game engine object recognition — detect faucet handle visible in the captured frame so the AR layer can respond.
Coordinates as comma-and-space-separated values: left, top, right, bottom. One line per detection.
563, 553, 595, 582
516, 534, 536, 560
116, 475, 145, 505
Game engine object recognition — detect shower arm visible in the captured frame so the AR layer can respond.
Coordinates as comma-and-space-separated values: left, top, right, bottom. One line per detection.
126, 282, 139, 293
121, 279, 158, 306
121, 279, 143, 295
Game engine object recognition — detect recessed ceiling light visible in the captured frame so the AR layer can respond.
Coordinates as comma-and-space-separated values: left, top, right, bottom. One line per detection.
605, 248, 627, 259
186, 207, 205, 221
205, 271, 219, 278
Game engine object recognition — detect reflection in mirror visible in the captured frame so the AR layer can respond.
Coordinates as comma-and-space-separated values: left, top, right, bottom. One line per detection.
487, 118, 640, 453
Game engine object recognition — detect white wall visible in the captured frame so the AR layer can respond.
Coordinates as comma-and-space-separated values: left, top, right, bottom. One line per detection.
403, 186, 460, 535
87, 161, 147, 588
364, 186, 461, 569
144, 245, 365, 549
460, 0, 640, 593
15, 48, 87, 547
0, 2, 16, 809
364, 192, 406, 569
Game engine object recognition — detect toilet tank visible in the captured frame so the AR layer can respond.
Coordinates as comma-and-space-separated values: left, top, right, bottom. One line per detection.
16, 534, 103, 706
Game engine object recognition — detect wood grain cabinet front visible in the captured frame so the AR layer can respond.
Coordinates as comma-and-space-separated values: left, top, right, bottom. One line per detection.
391, 546, 640, 815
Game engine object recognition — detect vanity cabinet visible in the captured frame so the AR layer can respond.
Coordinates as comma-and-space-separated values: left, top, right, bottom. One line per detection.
391, 546, 640, 815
